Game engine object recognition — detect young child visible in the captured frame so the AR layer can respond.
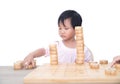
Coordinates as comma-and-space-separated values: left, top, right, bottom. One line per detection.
111, 55, 120, 67
23, 10, 93, 68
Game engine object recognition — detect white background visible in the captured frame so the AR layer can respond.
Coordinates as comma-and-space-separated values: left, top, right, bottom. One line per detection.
0, 0, 120, 66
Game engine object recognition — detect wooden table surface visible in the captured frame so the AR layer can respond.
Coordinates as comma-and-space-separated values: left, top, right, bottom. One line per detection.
24, 63, 120, 84
0, 66, 33, 84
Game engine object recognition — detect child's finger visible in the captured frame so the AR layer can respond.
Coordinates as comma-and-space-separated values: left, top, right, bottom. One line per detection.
31, 60, 35, 68
111, 60, 116, 67
24, 60, 32, 69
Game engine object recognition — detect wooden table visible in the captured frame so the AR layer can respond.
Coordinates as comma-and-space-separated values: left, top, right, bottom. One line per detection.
24, 63, 120, 84
0, 66, 33, 84
1, 63, 120, 84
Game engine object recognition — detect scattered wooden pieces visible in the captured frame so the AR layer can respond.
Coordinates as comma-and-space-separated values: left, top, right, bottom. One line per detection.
89, 61, 98, 66
14, 60, 23, 70
89, 62, 99, 69
14, 60, 36, 70
114, 64, 120, 70
99, 60, 108, 64
105, 67, 116, 76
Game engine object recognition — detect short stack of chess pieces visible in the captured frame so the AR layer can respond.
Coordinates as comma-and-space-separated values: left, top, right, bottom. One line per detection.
14, 60, 36, 70
49, 43, 58, 65
75, 26, 84, 64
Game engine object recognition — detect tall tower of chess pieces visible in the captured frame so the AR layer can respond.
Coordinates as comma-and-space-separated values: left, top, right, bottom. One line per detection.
75, 26, 84, 64
49, 44, 58, 65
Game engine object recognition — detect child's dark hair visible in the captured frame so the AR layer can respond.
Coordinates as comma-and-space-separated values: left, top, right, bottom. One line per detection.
58, 10, 82, 29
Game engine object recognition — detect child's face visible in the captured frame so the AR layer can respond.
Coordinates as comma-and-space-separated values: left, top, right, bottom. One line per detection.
58, 18, 75, 41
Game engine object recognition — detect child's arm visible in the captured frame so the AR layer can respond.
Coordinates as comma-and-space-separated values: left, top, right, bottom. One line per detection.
111, 55, 120, 67
23, 48, 46, 68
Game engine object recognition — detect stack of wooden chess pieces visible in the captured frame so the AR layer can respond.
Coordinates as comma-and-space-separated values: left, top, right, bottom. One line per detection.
49, 43, 58, 65
75, 26, 84, 64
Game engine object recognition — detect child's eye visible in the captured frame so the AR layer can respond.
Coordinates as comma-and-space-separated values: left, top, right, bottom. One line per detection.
65, 28, 69, 30
59, 27, 62, 30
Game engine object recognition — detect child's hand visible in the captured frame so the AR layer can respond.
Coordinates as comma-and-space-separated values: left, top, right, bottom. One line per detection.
111, 56, 120, 67
23, 54, 35, 69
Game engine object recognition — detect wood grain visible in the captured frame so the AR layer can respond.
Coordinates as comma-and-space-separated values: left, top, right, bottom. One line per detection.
24, 63, 120, 84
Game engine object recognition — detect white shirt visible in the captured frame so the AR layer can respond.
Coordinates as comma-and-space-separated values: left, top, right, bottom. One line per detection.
45, 41, 93, 63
